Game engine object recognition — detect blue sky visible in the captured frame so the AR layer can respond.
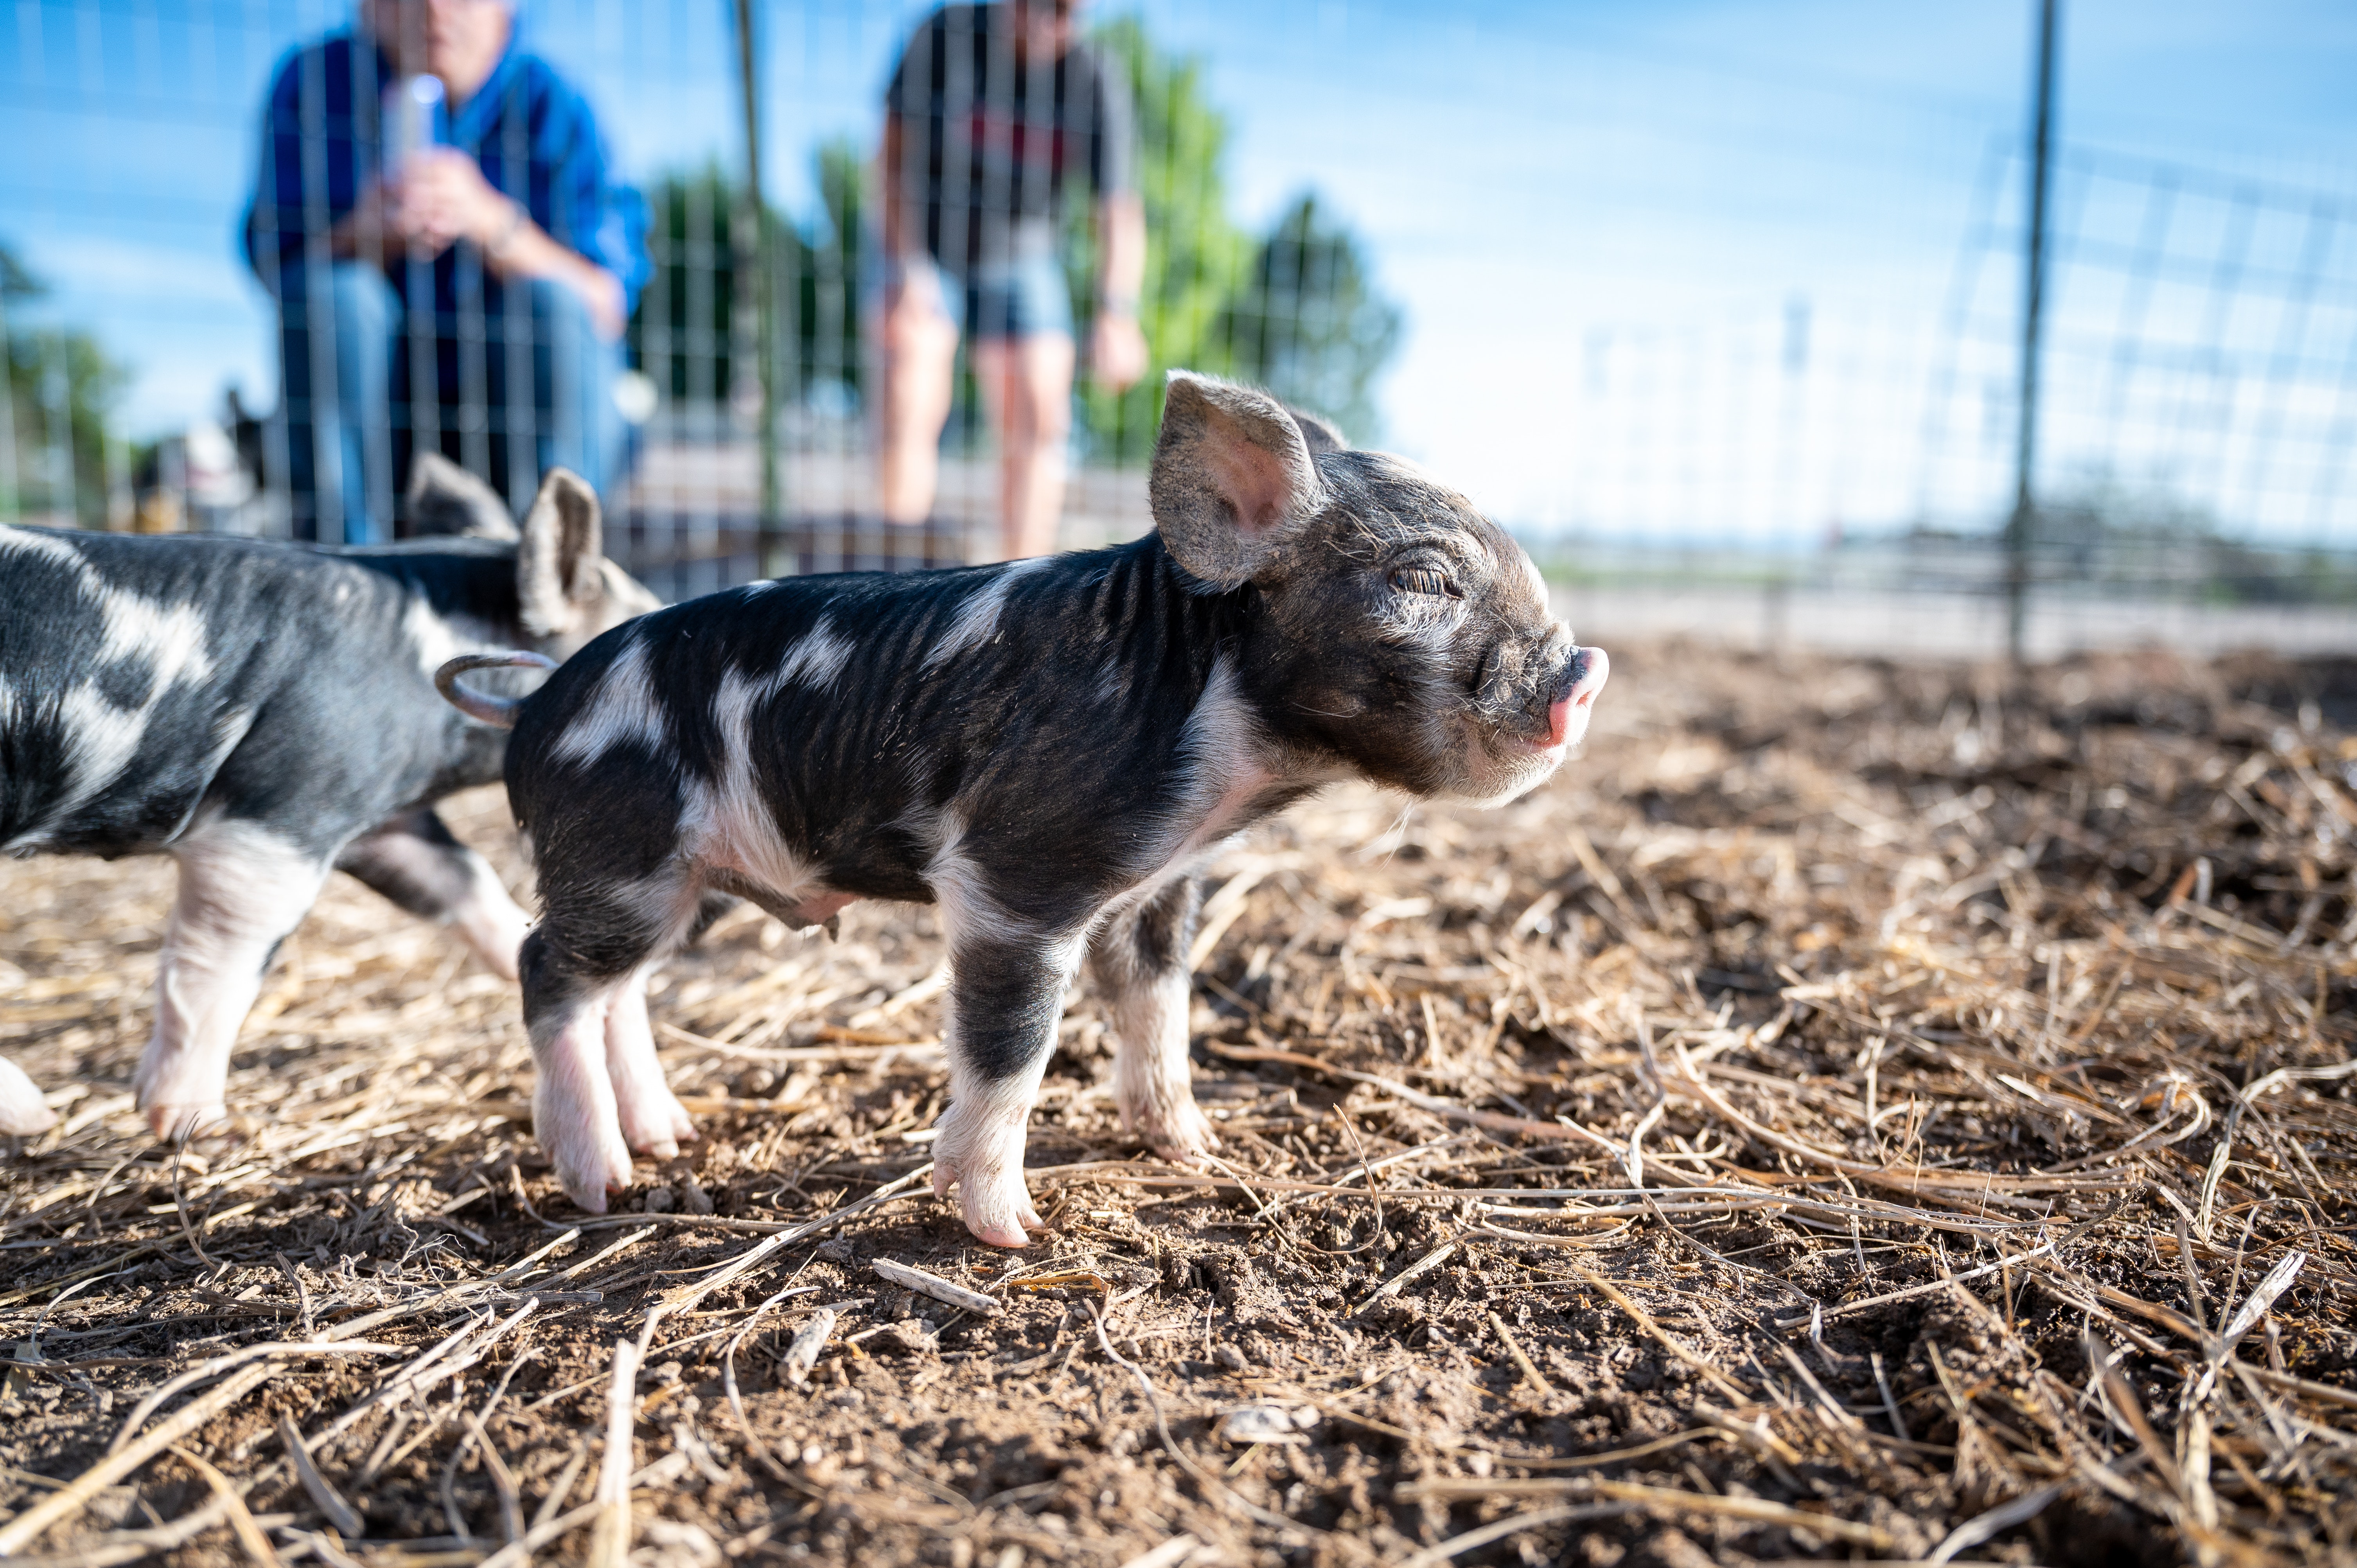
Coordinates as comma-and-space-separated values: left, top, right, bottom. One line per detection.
6, 0, 2357, 541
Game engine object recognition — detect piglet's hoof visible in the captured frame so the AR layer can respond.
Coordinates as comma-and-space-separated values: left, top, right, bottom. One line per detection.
614, 1086, 696, 1162
1119, 1084, 1221, 1166
141, 1100, 231, 1145
930, 1096, 1047, 1247
0, 1058, 58, 1136
931, 1149, 1044, 1248
1139, 1108, 1221, 1166
553, 1152, 633, 1215
536, 1106, 635, 1215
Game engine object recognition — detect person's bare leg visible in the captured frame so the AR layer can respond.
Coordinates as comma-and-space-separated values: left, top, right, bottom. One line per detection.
877, 280, 959, 525
972, 335, 1075, 560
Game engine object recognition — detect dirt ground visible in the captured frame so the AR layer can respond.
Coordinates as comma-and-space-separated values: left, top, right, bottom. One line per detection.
1, 639, 2353, 1568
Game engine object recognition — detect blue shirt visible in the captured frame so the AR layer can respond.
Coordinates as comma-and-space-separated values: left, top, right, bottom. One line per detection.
243, 29, 650, 315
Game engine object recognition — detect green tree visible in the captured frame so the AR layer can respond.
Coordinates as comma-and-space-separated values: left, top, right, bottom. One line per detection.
798, 137, 867, 406
1068, 16, 1251, 465
631, 165, 737, 409
1070, 21, 1401, 460
627, 143, 866, 416
1218, 192, 1402, 443
2, 242, 127, 525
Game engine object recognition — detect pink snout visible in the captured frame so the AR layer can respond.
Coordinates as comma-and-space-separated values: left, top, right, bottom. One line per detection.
1546, 647, 1610, 749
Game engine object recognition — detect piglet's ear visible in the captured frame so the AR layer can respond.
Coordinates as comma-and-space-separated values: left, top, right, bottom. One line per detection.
405, 452, 519, 540
517, 468, 605, 638
1288, 406, 1348, 454
1150, 370, 1327, 587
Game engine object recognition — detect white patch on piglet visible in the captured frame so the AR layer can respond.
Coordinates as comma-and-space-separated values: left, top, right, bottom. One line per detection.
94, 583, 213, 689
0, 523, 87, 571
402, 596, 503, 683
552, 638, 668, 766
1126, 656, 1272, 888
7, 570, 221, 848
683, 667, 818, 899
924, 556, 1050, 669
773, 618, 854, 691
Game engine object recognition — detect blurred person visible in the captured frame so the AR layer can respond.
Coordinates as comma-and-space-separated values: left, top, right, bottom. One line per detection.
244, 0, 648, 543
877, 0, 1148, 561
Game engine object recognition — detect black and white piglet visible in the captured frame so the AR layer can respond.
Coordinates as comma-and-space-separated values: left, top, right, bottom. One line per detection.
0, 465, 659, 1139
440, 372, 1608, 1246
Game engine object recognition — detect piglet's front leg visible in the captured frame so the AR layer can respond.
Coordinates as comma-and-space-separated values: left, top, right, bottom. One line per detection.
929, 933, 1077, 1248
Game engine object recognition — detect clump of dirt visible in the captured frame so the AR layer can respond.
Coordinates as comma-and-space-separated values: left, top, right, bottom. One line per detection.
0, 638, 2351, 1567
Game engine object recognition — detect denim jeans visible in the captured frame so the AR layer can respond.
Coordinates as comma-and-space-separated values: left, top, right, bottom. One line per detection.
275, 263, 623, 543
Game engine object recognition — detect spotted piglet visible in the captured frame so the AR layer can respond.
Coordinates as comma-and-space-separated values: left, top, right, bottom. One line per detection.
439, 372, 1608, 1245
0, 465, 660, 1140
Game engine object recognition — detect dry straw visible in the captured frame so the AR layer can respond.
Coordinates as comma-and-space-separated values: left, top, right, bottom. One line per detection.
0, 642, 2349, 1564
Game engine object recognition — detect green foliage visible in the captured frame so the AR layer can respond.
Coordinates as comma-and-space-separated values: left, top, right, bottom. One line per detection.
627, 144, 866, 413
629, 19, 1402, 460
1, 242, 127, 525
1069, 20, 1402, 460
1218, 192, 1402, 443
1068, 15, 1250, 464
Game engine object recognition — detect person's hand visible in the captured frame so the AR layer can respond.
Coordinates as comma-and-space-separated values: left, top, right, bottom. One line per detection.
345, 177, 404, 251
388, 149, 518, 258
881, 262, 947, 354
1091, 309, 1147, 392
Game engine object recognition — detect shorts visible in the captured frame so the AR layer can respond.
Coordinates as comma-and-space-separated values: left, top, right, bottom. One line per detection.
875, 251, 1073, 341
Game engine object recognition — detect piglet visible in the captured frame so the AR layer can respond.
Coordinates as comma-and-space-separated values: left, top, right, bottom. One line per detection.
0, 465, 659, 1139
440, 372, 1607, 1244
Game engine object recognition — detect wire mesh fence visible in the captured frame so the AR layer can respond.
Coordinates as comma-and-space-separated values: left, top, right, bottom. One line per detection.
1549, 142, 2357, 592
4, 1, 2355, 647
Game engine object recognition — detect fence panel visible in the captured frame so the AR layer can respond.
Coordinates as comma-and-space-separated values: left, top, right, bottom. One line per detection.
5, 2, 2353, 651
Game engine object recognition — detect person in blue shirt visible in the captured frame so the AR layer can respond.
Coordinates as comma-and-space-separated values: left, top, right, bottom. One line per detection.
244, 0, 648, 543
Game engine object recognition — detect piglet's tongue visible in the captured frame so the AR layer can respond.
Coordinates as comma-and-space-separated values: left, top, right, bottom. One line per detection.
1546, 647, 1611, 747
1546, 699, 1573, 749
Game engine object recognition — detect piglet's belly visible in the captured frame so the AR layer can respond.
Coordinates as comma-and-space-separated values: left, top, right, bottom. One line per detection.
786, 891, 856, 927
698, 858, 859, 930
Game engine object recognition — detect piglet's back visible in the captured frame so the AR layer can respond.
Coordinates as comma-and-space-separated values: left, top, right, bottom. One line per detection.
502, 542, 1231, 855
0, 526, 400, 856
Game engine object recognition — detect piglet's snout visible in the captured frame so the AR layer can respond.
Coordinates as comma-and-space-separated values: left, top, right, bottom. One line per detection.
1545, 646, 1610, 749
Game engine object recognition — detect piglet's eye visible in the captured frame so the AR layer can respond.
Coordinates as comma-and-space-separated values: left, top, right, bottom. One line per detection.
1389, 567, 1459, 598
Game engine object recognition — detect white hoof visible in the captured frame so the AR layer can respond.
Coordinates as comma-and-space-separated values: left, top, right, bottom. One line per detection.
0, 1058, 57, 1136
1126, 1091, 1220, 1164
1117, 1056, 1220, 1163
614, 1082, 695, 1158
931, 1097, 1043, 1248
141, 1101, 231, 1144
135, 1052, 230, 1144
534, 1067, 634, 1212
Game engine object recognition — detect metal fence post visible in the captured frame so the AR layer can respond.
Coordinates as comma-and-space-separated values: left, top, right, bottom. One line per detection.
2007, 0, 2059, 664
734, 0, 783, 578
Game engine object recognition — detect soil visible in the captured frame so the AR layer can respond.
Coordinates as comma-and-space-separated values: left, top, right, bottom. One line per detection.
1, 638, 2352, 1568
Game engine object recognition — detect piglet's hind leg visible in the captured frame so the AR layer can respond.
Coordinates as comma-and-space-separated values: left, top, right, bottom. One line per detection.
1089, 878, 1217, 1161
604, 970, 694, 1158
135, 822, 326, 1142
521, 937, 633, 1212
